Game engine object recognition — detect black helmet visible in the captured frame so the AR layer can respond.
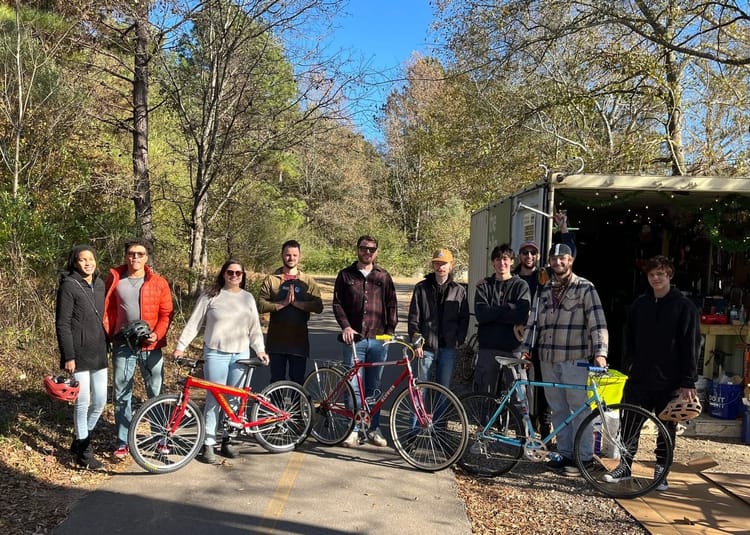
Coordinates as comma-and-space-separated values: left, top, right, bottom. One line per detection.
120, 320, 152, 350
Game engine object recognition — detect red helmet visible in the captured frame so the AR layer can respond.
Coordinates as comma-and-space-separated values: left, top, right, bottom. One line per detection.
44, 375, 80, 402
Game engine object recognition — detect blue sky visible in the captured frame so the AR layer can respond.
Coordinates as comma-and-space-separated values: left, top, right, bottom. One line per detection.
329, 1, 436, 141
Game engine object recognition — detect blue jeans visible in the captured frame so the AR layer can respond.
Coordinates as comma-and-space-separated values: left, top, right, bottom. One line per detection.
113, 345, 164, 447
342, 338, 387, 430
203, 348, 248, 446
72, 367, 108, 441
417, 347, 457, 389
540, 359, 593, 461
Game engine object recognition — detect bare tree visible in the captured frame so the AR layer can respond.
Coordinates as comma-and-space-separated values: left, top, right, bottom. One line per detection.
158, 0, 354, 293
435, 0, 750, 175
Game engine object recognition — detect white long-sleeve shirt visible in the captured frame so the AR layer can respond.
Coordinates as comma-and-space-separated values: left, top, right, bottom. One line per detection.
176, 289, 265, 355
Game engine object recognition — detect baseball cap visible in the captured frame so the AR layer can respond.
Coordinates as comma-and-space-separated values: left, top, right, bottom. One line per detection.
549, 243, 573, 257
432, 248, 454, 263
518, 241, 539, 253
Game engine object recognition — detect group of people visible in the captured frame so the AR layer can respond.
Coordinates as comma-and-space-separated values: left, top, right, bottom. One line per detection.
55, 223, 700, 487
467, 212, 699, 490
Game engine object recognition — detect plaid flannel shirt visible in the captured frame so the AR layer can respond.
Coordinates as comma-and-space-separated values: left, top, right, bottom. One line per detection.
521, 273, 608, 363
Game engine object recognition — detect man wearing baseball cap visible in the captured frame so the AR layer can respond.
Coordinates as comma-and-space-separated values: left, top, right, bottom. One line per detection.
520, 241, 608, 476
514, 211, 577, 437
408, 248, 469, 389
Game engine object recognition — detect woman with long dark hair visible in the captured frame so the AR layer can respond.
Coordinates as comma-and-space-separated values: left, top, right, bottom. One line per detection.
173, 259, 268, 463
55, 245, 108, 469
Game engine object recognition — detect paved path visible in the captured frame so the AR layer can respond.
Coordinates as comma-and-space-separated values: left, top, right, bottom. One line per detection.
55, 277, 472, 534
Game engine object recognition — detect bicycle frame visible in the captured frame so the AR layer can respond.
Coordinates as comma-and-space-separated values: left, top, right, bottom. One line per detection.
310, 336, 432, 430
167, 362, 290, 437
478, 363, 608, 448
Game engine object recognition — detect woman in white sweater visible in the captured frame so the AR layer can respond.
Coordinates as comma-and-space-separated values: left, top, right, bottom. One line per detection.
173, 258, 268, 463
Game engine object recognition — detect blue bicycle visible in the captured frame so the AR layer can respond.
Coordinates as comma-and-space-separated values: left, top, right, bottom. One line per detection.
459, 356, 673, 499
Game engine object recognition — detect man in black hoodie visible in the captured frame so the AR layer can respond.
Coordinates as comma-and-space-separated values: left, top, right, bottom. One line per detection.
474, 244, 531, 394
603, 255, 700, 491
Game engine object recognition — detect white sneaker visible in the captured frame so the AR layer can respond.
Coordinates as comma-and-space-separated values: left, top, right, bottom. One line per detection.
654, 464, 669, 491
342, 431, 359, 448
367, 429, 388, 447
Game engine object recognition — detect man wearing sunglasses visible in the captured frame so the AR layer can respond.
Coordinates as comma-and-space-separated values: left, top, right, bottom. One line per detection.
103, 238, 173, 459
332, 235, 398, 448
258, 240, 324, 385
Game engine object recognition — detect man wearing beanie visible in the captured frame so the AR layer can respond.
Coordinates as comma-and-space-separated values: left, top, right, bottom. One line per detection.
520, 242, 608, 476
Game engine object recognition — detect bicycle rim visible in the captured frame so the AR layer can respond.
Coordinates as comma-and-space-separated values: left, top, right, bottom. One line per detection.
128, 395, 205, 474
575, 403, 674, 499
251, 381, 312, 453
390, 382, 468, 472
458, 393, 524, 477
302, 367, 355, 445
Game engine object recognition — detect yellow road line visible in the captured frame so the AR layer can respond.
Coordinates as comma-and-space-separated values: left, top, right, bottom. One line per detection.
260, 451, 306, 532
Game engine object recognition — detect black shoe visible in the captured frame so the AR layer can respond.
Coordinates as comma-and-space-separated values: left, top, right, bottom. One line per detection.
220, 437, 240, 459
199, 445, 216, 464
546, 455, 574, 471
69, 438, 81, 455
76, 437, 104, 470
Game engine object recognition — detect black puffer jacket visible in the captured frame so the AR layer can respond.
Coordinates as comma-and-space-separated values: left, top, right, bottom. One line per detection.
624, 286, 700, 390
55, 271, 108, 371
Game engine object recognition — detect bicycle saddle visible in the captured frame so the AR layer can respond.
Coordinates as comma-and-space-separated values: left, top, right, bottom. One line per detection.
495, 356, 527, 368
236, 356, 267, 368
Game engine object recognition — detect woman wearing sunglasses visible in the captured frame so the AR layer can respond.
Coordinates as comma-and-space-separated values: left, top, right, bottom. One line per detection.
173, 258, 269, 463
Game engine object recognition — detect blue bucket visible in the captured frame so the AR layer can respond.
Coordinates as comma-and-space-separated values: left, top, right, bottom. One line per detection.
707, 381, 743, 419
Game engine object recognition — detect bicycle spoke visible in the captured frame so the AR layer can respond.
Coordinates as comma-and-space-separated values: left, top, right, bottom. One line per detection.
128, 395, 204, 474
391, 382, 468, 471
302, 368, 355, 445
458, 393, 524, 477
251, 381, 312, 453
575, 403, 674, 499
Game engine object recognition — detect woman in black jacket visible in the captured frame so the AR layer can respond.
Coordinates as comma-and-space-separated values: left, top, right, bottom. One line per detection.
55, 245, 109, 469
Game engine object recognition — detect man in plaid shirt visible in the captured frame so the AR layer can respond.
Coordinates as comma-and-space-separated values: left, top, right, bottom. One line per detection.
520, 243, 608, 476
333, 234, 398, 448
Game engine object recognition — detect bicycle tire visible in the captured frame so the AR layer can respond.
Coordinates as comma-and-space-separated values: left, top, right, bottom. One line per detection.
390, 381, 469, 472
250, 381, 312, 453
302, 367, 355, 445
128, 395, 205, 474
574, 403, 674, 499
458, 393, 524, 477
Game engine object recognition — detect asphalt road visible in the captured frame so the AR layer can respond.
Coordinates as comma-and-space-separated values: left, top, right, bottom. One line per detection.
55, 278, 472, 534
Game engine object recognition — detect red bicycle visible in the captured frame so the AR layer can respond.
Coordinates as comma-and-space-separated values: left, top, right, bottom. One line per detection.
128, 356, 312, 474
302, 334, 468, 471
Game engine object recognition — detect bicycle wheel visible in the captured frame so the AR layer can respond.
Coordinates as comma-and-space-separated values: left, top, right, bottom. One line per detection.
574, 403, 674, 499
250, 381, 312, 453
302, 367, 355, 445
128, 394, 205, 474
390, 381, 468, 471
458, 393, 524, 477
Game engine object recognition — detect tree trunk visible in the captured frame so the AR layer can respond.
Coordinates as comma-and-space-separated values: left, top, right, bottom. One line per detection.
664, 47, 686, 176
132, 3, 153, 241
188, 190, 209, 295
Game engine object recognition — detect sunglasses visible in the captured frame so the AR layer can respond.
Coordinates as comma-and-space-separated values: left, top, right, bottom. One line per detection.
520, 250, 537, 256
358, 246, 378, 253
127, 251, 147, 258
225, 270, 244, 277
